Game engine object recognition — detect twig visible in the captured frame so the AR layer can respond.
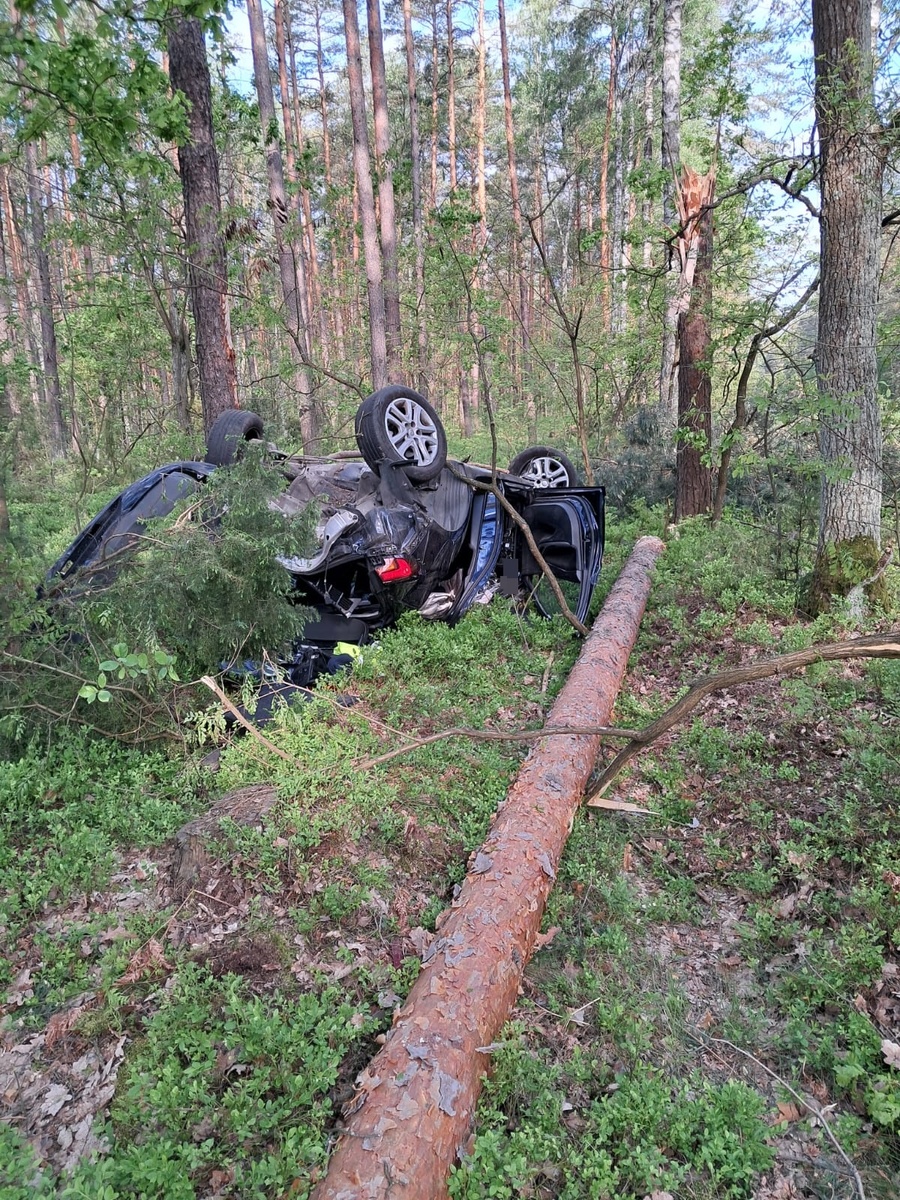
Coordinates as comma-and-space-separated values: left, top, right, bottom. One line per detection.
355, 722, 641, 770
200, 675, 302, 768
695, 1033, 866, 1200
585, 632, 900, 801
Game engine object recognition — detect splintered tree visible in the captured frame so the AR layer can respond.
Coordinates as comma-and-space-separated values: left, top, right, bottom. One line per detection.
674, 164, 715, 520
806, 0, 886, 611
167, 14, 238, 433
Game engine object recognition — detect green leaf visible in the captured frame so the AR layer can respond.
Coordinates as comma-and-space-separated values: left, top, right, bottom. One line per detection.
97, 672, 107, 688
77, 684, 97, 703
97, 689, 112, 703
99, 660, 118, 672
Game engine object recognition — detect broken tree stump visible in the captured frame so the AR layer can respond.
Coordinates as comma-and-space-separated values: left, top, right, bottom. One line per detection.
308, 535, 666, 1200
169, 784, 279, 898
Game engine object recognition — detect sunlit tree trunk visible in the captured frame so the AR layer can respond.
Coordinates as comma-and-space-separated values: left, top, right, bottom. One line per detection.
498, 0, 530, 411
24, 138, 66, 457
659, 0, 682, 420
430, 1, 439, 207
247, 0, 318, 445
446, 0, 457, 192
342, 0, 388, 388
367, 0, 401, 373
0, 160, 42, 420
807, 0, 886, 610
599, 31, 617, 332
402, 0, 429, 393
167, 15, 238, 433
310, 0, 344, 356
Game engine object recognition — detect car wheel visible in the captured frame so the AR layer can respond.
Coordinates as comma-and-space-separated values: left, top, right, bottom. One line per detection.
205, 410, 265, 466
508, 446, 578, 488
355, 386, 447, 483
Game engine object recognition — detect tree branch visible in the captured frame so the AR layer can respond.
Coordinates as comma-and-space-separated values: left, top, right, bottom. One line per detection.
585, 633, 900, 801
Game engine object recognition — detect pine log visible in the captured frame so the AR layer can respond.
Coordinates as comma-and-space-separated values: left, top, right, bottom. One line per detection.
309, 535, 666, 1200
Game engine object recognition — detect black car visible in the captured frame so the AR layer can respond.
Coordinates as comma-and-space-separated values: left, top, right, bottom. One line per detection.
45, 387, 605, 684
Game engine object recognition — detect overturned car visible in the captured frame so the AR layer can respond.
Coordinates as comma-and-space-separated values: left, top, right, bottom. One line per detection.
45, 387, 605, 685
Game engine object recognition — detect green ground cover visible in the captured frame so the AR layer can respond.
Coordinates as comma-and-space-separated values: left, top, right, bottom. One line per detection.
0, 505, 897, 1198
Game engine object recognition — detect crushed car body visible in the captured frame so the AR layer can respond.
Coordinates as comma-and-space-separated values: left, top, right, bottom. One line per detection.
44, 387, 605, 687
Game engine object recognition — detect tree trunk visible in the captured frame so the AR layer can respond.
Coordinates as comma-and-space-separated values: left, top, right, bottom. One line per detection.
807, 0, 885, 611
475, 0, 487, 247
310, 537, 665, 1200
498, 0, 530, 409
275, 0, 327, 367
24, 138, 67, 457
311, 0, 345, 354
367, 0, 402, 372
674, 165, 714, 521
167, 16, 238, 434
246, 0, 319, 447
446, 0, 457, 192
599, 31, 617, 332
342, 0, 388, 389
430, 1, 439, 208
402, 0, 429, 395
658, 0, 682, 420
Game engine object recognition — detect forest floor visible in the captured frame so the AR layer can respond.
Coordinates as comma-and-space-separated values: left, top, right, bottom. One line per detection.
1, 512, 898, 1199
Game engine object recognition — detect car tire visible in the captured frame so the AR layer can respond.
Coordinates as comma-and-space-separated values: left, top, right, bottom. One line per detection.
508, 446, 579, 488
355, 386, 447, 483
205, 410, 265, 466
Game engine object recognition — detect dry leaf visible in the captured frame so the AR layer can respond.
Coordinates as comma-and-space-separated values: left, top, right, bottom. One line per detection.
622, 843, 633, 871
775, 1100, 805, 1123
697, 1009, 715, 1031
46, 996, 99, 1049
881, 1039, 900, 1069
116, 938, 173, 985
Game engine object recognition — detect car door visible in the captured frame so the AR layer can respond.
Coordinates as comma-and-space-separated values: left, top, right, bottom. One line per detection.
515, 486, 605, 625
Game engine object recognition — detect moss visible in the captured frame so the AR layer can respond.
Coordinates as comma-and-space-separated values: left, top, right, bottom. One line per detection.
800, 535, 890, 616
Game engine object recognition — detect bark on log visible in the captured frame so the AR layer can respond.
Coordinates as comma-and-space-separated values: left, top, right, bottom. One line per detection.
309, 535, 666, 1200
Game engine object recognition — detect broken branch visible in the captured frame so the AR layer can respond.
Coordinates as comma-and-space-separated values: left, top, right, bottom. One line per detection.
355, 721, 641, 770
586, 632, 900, 801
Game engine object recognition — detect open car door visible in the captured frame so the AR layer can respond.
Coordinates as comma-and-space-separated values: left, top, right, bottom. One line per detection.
515, 487, 605, 625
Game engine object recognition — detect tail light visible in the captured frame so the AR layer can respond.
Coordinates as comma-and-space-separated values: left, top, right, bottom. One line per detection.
375, 556, 416, 582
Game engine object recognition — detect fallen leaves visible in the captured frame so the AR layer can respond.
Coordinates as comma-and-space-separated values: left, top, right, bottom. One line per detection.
116, 938, 173, 986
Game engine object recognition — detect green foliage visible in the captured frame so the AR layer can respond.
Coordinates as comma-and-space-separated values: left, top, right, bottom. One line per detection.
93, 452, 316, 681
450, 1041, 773, 1200
0, 728, 199, 990
0, 963, 371, 1199
1, 454, 315, 743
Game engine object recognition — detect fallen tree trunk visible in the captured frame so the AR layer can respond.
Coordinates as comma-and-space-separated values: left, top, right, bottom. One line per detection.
309, 535, 666, 1200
